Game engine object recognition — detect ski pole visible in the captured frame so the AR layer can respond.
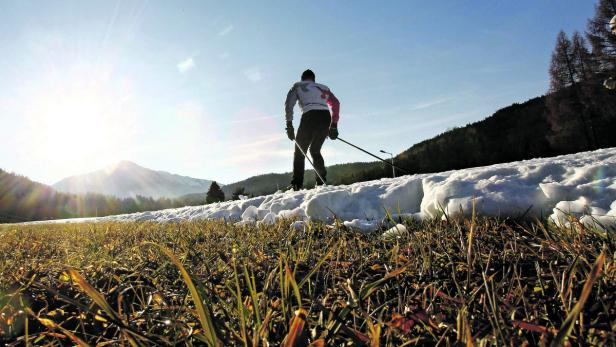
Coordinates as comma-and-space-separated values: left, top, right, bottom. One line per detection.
336, 137, 410, 174
294, 140, 327, 185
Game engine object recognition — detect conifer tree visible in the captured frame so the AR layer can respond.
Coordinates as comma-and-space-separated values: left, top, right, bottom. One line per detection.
571, 31, 598, 81
586, 0, 616, 74
549, 31, 578, 92
547, 31, 595, 150
206, 181, 225, 204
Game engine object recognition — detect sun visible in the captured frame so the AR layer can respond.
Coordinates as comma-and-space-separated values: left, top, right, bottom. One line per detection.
25, 67, 135, 176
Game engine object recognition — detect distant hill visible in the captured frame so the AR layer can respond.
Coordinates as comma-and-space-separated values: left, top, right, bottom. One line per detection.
332, 96, 554, 184
212, 97, 549, 197
218, 162, 374, 198
53, 161, 215, 199
393, 96, 554, 174
0, 169, 66, 223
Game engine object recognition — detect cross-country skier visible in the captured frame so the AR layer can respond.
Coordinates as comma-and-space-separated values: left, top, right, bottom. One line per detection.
284, 69, 340, 191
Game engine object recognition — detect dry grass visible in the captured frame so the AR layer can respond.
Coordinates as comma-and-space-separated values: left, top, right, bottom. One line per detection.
0, 215, 614, 346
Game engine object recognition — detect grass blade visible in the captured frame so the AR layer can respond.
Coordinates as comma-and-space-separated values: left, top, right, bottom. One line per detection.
366, 316, 381, 347
281, 308, 308, 347
243, 265, 262, 329
286, 263, 302, 308
27, 308, 90, 347
550, 250, 605, 347
67, 269, 123, 323
297, 244, 334, 288
233, 260, 248, 347
145, 242, 220, 347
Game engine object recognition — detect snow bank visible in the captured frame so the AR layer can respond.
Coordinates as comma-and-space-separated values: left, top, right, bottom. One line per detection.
31, 148, 616, 232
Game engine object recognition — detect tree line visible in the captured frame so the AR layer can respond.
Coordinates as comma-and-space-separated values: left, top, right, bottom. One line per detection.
546, 0, 616, 152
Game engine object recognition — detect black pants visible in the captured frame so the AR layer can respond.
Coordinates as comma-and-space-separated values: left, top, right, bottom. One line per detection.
292, 109, 331, 187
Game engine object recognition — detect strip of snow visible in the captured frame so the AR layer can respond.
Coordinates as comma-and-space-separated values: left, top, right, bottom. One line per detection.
27, 148, 616, 232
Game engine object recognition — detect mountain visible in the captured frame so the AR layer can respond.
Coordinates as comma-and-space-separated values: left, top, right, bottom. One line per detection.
53, 161, 215, 199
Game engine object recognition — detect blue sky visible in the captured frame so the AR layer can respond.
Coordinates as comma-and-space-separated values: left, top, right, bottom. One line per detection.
0, 1, 596, 185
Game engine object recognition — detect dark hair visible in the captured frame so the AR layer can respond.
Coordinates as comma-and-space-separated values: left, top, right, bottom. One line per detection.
301, 69, 315, 81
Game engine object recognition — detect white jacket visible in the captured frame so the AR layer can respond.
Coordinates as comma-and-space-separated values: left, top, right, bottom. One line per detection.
285, 81, 340, 123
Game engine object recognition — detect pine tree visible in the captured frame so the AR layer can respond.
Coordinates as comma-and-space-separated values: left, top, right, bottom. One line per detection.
571, 31, 598, 81
206, 181, 225, 204
586, 0, 616, 74
582, 1, 616, 148
550, 31, 578, 92
547, 31, 596, 150
573, 31, 602, 147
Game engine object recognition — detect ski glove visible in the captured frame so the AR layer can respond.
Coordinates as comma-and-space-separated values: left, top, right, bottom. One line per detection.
286, 122, 295, 141
328, 124, 338, 140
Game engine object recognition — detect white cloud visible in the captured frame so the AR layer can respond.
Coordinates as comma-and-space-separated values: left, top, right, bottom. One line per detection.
219, 52, 230, 60
177, 57, 195, 73
244, 67, 262, 83
409, 97, 451, 111
218, 25, 234, 36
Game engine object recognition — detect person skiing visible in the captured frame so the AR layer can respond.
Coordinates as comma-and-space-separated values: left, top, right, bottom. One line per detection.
284, 69, 340, 191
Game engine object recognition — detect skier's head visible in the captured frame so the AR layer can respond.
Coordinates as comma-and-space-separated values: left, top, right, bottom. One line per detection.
610, 15, 616, 35
301, 69, 315, 82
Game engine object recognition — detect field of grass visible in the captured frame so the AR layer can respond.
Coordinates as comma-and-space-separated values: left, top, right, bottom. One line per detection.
0, 215, 614, 346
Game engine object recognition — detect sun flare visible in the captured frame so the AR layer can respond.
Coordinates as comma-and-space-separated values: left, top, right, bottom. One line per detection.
24, 66, 135, 176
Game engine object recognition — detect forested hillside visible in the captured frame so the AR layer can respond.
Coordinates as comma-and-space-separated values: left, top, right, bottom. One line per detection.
217, 96, 550, 196
224, 80, 614, 197
218, 162, 373, 198
0, 169, 206, 223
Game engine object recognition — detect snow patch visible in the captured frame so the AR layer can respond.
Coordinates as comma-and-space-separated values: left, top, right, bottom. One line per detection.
343, 219, 381, 233
382, 224, 408, 239
30, 148, 616, 233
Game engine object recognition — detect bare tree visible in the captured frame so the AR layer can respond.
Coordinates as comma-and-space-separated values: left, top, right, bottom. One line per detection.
547, 31, 596, 150
549, 31, 577, 92
571, 31, 598, 81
